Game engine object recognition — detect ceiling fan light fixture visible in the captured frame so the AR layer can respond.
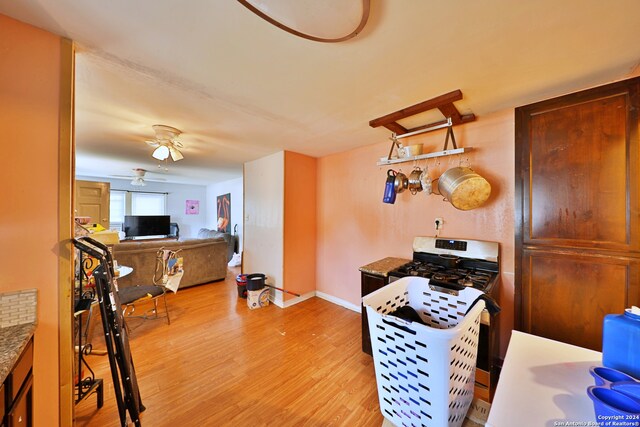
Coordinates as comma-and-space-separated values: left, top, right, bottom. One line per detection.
131, 177, 146, 186
152, 124, 182, 140
152, 145, 170, 161
147, 124, 185, 163
169, 147, 184, 161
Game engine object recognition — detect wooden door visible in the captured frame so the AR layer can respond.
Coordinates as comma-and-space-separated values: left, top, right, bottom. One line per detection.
76, 180, 110, 228
515, 77, 640, 351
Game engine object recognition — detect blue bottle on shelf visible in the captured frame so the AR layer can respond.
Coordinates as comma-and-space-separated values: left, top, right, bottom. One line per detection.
602, 306, 640, 380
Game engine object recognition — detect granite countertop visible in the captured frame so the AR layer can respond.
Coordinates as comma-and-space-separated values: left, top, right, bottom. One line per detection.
0, 323, 36, 384
359, 257, 411, 277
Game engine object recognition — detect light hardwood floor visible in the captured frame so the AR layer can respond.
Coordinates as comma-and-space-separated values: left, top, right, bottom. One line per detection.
75, 268, 383, 426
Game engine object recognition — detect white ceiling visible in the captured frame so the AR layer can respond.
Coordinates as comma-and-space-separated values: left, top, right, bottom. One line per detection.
2, 1, 640, 185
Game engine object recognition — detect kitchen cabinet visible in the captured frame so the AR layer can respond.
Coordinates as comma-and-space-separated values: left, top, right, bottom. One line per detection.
361, 272, 388, 355
515, 76, 640, 350
3, 338, 33, 427
360, 257, 410, 355
521, 249, 640, 350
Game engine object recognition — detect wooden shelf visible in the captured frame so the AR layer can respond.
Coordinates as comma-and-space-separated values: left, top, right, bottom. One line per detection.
377, 147, 473, 166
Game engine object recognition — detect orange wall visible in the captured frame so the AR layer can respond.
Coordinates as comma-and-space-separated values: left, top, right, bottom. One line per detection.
283, 152, 317, 299
317, 110, 515, 355
0, 14, 66, 426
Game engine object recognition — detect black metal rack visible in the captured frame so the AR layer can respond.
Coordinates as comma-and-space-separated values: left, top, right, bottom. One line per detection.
73, 237, 144, 427
73, 242, 104, 408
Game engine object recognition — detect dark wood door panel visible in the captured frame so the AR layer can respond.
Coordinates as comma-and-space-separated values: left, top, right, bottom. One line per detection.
528, 95, 628, 245
520, 249, 640, 351
517, 77, 640, 253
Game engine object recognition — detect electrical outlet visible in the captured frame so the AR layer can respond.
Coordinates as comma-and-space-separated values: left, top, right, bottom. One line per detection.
435, 217, 443, 231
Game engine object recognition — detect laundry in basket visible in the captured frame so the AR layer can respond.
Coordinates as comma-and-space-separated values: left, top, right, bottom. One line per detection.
362, 276, 485, 427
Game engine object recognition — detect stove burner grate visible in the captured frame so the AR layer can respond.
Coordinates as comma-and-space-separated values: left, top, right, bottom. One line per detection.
390, 259, 497, 292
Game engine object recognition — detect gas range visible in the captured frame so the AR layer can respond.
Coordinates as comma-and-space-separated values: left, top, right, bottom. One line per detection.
388, 236, 499, 296
385, 236, 501, 401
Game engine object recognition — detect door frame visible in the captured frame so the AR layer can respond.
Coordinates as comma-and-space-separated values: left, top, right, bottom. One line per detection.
58, 37, 75, 427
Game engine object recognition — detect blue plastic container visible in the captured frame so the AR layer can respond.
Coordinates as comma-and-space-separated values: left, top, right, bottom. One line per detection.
587, 386, 640, 417
612, 382, 640, 401
603, 307, 640, 380
590, 366, 638, 386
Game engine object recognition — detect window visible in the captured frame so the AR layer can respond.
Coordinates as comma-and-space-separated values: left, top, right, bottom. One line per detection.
132, 192, 166, 215
110, 191, 167, 230
109, 191, 126, 231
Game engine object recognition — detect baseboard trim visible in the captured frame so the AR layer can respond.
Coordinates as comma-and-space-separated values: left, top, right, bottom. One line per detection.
267, 290, 361, 313
269, 290, 316, 308
315, 291, 361, 313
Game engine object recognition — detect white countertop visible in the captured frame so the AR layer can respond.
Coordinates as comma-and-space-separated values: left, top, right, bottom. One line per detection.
487, 331, 602, 427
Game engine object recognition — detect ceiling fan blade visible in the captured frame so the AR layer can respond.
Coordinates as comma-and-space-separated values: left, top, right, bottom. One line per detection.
145, 139, 160, 147
169, 147, 184, 161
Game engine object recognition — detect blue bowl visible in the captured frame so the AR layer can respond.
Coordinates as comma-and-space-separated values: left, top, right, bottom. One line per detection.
590, 366, 638, 386
587, 386, 640, 417
612, 381, 640, 401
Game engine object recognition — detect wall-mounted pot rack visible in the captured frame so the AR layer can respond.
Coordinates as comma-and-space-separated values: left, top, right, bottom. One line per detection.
376, 118, 474, 165
370, 89, 476, 166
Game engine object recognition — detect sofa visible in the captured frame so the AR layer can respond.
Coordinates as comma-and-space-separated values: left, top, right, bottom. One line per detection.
112, 237, 228, 290
196, 228, 237, 262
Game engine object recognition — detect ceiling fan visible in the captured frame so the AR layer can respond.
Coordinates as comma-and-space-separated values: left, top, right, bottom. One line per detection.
145, 124, 184, 161
110, 168, 167, 186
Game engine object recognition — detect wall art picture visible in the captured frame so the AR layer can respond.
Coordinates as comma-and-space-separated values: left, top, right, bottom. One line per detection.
185, 200, 199, 215
217, 193, 231, 233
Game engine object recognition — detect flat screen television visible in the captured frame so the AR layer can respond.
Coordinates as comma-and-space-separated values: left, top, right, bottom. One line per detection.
124, 215, 170, 238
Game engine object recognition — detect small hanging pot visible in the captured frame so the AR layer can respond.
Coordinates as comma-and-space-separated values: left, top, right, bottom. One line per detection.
394, 171, 409, 193
408, 167, 423, 195
438, 166, 491, 210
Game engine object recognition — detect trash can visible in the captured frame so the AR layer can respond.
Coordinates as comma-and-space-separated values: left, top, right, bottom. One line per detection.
245, 273, 269, 309
246, 273, 266, 291
236, 274, 247, 298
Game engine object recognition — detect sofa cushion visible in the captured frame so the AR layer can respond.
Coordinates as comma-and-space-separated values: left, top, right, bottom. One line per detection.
198, 228, 227, 240
198, 228, 235, 262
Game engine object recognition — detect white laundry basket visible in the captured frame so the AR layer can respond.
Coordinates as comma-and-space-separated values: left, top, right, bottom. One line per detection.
362, 276, 485, 427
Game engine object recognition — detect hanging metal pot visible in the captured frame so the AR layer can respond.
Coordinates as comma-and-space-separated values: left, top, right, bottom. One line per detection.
437, 166, 491, 210
408, 167, 423, 195
394, 171, 409, 193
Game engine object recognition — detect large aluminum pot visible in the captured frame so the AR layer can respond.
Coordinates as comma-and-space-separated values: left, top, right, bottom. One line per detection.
438, 166, 491, 210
